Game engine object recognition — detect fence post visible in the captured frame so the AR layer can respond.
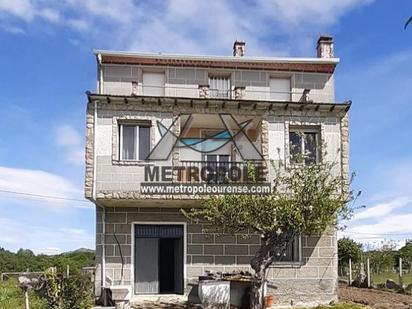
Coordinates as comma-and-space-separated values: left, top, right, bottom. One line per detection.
399, 257, 403, 289
24, 289, 30, 309
367, 258, 371, 288
66, 265, 70, 278
349, 258, 352, 285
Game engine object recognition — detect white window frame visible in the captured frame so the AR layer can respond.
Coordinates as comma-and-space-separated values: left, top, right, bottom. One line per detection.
119, 123, 150, 161
289, 128, 320, 165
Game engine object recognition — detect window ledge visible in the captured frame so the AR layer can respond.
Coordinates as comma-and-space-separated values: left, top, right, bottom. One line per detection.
269, 261, 303, 268
112, 160, 155, 166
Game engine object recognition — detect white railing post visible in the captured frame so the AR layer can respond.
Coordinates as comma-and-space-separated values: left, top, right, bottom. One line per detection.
349, 258, 352, 285
399, 257, 403, 288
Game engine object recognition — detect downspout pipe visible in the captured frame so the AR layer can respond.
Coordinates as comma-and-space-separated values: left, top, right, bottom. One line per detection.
92, 53, 106, 294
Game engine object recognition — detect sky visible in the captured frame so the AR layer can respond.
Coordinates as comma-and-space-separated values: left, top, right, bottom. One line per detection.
0, 0, 411, 254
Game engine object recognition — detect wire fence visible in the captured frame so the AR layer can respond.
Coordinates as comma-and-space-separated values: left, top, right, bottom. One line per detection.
339, 256, 412, 291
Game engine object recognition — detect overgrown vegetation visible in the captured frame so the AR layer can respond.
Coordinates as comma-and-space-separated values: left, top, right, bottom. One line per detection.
38, 269, 94, 309
0, 278, 46, 309
0, 248, 95, 275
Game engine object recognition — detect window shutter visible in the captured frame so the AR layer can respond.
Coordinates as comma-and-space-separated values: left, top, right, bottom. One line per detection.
143, 72, 165, 96
269, 78, 291, 101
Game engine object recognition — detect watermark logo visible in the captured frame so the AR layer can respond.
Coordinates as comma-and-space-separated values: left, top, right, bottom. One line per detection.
142, 113, 269, 195
147, 113, 263, 161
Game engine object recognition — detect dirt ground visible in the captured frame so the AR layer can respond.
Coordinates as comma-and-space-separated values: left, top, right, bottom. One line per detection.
131, 285, 412, 309
338, 283, 412, 309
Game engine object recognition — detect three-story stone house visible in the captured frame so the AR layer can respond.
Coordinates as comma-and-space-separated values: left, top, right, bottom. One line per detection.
85, 36, 350, 307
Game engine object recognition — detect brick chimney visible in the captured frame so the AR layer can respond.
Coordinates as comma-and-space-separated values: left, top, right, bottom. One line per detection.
317, 35, 334, 58
233, 40, 245, 57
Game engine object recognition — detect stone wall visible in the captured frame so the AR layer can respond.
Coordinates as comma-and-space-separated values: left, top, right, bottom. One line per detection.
86, 100, 345, 199
95, 206, 337, 306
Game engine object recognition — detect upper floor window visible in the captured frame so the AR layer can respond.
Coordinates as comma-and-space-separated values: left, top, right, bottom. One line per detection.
269, 77, 291, 101
142, 72, 165, 96
209, 76, 231, 99
289, 128, 320, 165
119, 122, 151, 160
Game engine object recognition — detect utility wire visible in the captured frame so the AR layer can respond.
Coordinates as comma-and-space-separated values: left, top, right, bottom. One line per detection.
0, 189, 91, 204
340, 231, 412, 236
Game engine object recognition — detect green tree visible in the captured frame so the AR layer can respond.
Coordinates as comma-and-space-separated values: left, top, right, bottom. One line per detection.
366, 240, 397, 274
183, 159, 357, 309
338, 238, 362, 264
338, 237, 362, 276
399, 239, 412, 271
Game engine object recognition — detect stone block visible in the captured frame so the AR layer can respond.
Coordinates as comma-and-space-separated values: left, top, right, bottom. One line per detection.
188, 245, 203, 255
192, 234, 214, 244
319, 247, 335, 257
225, 245, 248, 255
115, 245, 131, 257
192, 255, 214, 264
215, 235, 236, 244
269, 268, 297, 279
106, 213, 127, 224
296, 267, 318, 278
236, 234, 260, 244
204, 245, 223, 255
115, 224, 132, 234
215, 256, 235, 265
236, 256, 254, 265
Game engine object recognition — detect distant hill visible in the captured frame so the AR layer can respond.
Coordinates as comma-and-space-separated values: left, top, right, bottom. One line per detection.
64, 248, 95, 254
0, 247, 95, 274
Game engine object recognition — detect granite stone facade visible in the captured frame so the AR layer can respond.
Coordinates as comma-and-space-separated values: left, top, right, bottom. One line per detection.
96, 206, 338, 306
86, 38, 349, 307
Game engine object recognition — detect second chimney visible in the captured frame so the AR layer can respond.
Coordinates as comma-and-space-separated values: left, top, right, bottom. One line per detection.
233, 40, 245, 57
317, 35, 334, 58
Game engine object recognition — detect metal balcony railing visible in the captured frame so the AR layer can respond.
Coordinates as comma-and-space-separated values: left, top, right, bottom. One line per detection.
123, 84, 335, 103
179, 160, 265, 184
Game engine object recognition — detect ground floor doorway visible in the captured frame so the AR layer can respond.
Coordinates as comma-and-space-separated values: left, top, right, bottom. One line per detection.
134, 224, 184, 295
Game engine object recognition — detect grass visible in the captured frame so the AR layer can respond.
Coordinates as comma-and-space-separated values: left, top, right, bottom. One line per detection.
340, 272, 412, 286
371, 272, 412, 285
0, 278, 46, 309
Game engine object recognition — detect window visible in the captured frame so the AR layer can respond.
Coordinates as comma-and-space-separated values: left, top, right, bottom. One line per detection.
119, 122, 151, 160
272, 235, 301, 263
269, 77, 291, 101
209, 76, 231, 99
142, 72, 165, 96
204, 154, 231, 183
289, 129, 320, 165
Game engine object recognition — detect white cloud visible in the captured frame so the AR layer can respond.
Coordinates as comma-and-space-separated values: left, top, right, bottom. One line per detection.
38, 7, 60, 23
0, 165, 91, 210
0, 0, 35, 21
352, 197, 411, 221
0, 218, 94, 254
0, 24, 25, 34
56, 125, 84, 166
0, 0, 374, 55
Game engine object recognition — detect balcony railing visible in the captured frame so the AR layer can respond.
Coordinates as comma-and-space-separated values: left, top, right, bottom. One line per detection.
179, 160, 265, 184
124, 84, 334, 103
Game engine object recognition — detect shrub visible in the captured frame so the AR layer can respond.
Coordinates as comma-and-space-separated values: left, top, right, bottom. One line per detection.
0, 278, 46, 309
40, 269, 93, 309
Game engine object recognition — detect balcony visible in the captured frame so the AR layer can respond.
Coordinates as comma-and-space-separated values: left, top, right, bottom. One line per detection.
125, 84, 335, 104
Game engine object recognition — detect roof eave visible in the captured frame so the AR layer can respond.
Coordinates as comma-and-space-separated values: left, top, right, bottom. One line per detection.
92, 49, 340, 65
